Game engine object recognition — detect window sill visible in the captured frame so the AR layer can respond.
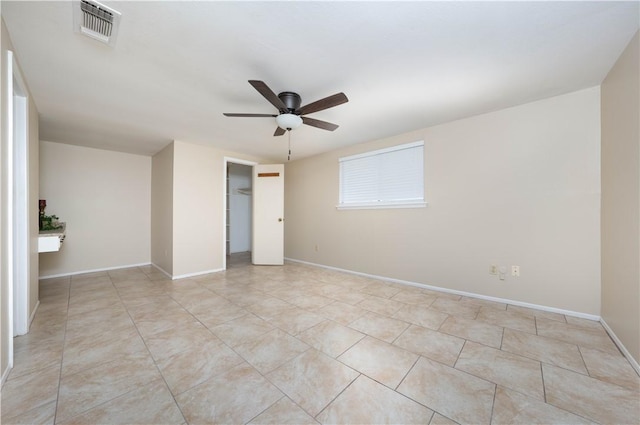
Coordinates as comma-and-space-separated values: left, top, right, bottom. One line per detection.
336, 201, 427, 210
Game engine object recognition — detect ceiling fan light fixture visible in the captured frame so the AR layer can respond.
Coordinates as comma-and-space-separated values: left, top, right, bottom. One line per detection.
276, 113, 303, 130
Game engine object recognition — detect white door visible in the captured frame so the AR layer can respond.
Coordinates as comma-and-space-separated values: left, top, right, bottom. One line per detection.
252, 164, 284, 265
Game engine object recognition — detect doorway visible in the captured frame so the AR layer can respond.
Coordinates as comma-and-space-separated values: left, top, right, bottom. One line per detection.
224, 159, 255, 269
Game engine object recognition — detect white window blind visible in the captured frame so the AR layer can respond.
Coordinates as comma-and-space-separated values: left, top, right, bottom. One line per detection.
338, 141, 425, 209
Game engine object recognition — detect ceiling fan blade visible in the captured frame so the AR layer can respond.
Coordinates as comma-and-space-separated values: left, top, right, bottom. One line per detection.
274, 127, 286, 136
302, 116, 339, 131
249, 80, 288, 112
297, 92, 348, 115
223, 113, 277, 117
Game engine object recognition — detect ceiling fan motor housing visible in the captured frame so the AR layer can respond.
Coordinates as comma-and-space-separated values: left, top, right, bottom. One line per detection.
278, 92, 301, 113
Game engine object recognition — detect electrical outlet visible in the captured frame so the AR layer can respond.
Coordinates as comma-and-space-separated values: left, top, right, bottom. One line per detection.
511, 265, 520, 277
489, 265, 498, 275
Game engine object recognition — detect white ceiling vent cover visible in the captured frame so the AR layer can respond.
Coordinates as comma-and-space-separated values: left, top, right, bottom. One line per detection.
73, 0, 121, 47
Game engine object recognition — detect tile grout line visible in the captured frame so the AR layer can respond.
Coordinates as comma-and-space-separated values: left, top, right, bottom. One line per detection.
488, 382, 498, 425
247, 348, 317, 420
389, 355, 443, 414
451, 341, 550, 407
312, 372, 362, 421
113, 269, 189, 424
575, 345, 591, 378
389, 320, 413, 345
538, 363, 604, 424
331, 329, 367, 359
452, 339, 468, 369
53, 274, 140, 422
52, 276, 72, 425
242, 394, 288, 425
394, 355, 421, 392
540, 362, 547, 403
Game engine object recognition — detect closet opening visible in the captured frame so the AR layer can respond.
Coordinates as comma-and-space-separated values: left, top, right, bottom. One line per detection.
225, 161, 254, 269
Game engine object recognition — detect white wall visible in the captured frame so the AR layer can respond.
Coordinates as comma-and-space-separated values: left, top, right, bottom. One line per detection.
285, 87, 601, 315
39, 142, 151, 277
228, 163, 252, 253
601, 31, 639, 365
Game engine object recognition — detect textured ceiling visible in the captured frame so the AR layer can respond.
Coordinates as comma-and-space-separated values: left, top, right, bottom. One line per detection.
2, 1, 638, 161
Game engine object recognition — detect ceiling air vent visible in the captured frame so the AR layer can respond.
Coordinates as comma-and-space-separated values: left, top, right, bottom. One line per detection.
73, 0, 121, 47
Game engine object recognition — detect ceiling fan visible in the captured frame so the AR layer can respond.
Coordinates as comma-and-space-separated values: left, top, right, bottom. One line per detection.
223, 80, 348, 136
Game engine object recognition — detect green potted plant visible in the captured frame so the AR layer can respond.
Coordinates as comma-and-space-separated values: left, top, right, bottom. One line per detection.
40, 214, 62, 231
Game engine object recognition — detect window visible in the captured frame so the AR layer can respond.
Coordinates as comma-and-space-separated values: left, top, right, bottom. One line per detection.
338, 141, 426, 209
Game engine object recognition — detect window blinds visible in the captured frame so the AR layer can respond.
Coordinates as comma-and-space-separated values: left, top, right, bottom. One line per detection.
339, 141, 424, 208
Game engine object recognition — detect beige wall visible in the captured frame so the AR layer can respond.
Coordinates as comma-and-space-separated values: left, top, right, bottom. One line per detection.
38, 138, 263, 281
151, 141, 264, 278
1, 16, 40, 382
151, 142, 174, 275
601, 31, 640, 364
285, 87, 601, 315
172, 141, 222, 277
39, 141, 151, 277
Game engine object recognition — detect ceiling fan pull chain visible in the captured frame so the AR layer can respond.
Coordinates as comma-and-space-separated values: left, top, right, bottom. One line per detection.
287, 130, 292, 161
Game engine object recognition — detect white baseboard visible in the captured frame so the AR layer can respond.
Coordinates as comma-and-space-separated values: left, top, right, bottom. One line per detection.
600, 318, 640, 376
287, 258, 640, 369
284, 257, 601, 322
172, 268, 224, 280
1, 364, 11, 387
39, 262, 151, 280
29, 300, 40, 327
39, 262, 223, 282
151, 263, 224, 280
151, 263, 172, 279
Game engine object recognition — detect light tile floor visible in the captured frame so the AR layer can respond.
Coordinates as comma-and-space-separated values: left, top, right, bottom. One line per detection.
2, 253, 639, 424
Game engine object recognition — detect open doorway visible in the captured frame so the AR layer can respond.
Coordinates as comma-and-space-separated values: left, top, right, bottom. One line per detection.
224, 159, 255, 269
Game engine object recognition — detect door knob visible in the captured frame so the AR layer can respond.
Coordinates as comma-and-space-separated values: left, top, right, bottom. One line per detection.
278, 218, 283, 222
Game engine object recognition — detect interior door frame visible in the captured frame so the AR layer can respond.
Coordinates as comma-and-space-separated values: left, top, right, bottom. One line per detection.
6, 50, 31, 371
222, 157, 257, 270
